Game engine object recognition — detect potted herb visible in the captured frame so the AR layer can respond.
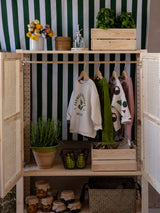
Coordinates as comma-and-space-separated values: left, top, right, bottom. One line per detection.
31, 118, 61, 169
95, 9, 135, 29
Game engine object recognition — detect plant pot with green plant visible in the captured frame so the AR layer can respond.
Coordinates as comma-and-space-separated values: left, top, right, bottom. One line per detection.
30, 118, 61, 169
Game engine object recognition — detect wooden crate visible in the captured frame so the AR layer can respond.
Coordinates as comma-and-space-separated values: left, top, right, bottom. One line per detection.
91, 143, 137, 172
91, 28, 137, 50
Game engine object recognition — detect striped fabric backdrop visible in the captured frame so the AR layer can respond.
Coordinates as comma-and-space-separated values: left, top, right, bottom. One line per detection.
0, 0, 150, 140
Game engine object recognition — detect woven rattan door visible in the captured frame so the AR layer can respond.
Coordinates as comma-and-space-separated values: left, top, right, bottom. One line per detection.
141, 53, 160, 194
0, 53, 23, 198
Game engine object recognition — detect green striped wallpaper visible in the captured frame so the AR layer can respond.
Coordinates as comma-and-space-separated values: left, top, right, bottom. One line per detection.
0, 0, 149, 140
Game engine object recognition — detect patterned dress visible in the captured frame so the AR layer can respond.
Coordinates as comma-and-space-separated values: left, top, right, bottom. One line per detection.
110, 78, 132, 140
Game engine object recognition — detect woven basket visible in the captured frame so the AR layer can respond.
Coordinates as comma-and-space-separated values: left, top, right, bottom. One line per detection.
89, 189, 136, 213
55, 37, 71, 50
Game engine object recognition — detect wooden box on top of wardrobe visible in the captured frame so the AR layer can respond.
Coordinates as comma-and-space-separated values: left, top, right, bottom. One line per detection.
91, 29, 137, 50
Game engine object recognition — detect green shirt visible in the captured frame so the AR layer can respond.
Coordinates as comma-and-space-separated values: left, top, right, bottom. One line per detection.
95, 78, 114, 145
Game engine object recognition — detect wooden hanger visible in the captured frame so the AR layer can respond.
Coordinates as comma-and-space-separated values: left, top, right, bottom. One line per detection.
122, 70, 128, 79
77, 70, 90, 81
110, 70, 118, 80
93, 70, 103, 80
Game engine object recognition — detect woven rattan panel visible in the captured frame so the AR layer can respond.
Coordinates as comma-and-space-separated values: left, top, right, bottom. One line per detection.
3, 119, 21, 185
1, 54, 23, 196
4, 61, 20, 118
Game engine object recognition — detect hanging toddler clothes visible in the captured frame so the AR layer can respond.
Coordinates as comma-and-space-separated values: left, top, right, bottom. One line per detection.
119, 76, 134, 140
67, 79, 102, 138
94, 77, 114, 145
110, 78, 132, 132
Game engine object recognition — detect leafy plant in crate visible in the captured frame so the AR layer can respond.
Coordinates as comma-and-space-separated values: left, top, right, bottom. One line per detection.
115, 12, 136, 28
31, 118, 61, 169
96, 8, 115, 29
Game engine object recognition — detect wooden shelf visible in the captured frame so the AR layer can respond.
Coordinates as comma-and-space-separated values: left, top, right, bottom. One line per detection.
80, 201, 141, 213
16, 49, 142, 54
24, 202, 89, 213
81, 201, 141, 213
23, 161, 142, 177
24, 200, 141, 213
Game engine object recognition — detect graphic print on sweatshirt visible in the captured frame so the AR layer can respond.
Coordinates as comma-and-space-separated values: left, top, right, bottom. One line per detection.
67, 79, 102, 138
74, 93, 86, 116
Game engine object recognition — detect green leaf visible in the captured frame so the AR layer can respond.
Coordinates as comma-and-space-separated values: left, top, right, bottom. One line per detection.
115, 12, 135, 28
96, 8, 115, 29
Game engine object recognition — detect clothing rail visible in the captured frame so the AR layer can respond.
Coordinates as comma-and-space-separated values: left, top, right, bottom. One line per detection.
24, 60, 139, 64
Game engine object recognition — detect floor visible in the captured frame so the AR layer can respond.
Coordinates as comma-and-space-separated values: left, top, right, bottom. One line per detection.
150, 209, 160, 213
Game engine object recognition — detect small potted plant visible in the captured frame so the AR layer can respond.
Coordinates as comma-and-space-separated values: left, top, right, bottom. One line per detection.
31, 118, 61, 169
26, 19, 55, 51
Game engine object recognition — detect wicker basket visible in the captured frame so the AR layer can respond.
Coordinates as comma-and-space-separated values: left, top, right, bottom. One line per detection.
55, 37, 71, 50
60, 148, 89, 169
87, 177, 137, 213
89, 189, 136, 213
80, 177, 138, 213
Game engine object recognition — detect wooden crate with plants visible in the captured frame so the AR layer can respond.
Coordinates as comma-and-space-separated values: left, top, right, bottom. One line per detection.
91, 8, 136, 50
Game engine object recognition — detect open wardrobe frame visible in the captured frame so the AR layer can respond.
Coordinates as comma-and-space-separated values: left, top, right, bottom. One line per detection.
0, 49, 159, 213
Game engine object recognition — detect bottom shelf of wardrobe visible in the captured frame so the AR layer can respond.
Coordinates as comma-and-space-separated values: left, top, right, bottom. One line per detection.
24, 202, 89, 213
23, 162, 142, 176
24, 200, 141, 213
79, 201, 141, 213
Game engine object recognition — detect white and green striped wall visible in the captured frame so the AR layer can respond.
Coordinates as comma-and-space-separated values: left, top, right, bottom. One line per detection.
0, 0, 150, 140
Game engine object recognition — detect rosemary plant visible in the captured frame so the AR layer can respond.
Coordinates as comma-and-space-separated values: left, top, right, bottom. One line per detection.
30, 118, 61, 147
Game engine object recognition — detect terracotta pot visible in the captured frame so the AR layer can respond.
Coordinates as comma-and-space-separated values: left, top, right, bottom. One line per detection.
31, 145, 59, 169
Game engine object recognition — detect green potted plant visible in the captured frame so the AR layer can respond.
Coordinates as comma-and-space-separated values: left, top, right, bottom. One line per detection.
31, 118, 61, 169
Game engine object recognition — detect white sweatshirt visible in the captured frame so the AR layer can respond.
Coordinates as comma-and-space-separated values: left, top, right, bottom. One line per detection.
67, 79, 102, 138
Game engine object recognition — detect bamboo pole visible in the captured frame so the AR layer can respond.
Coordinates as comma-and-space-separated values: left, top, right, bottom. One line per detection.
24, 60, 139, 64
